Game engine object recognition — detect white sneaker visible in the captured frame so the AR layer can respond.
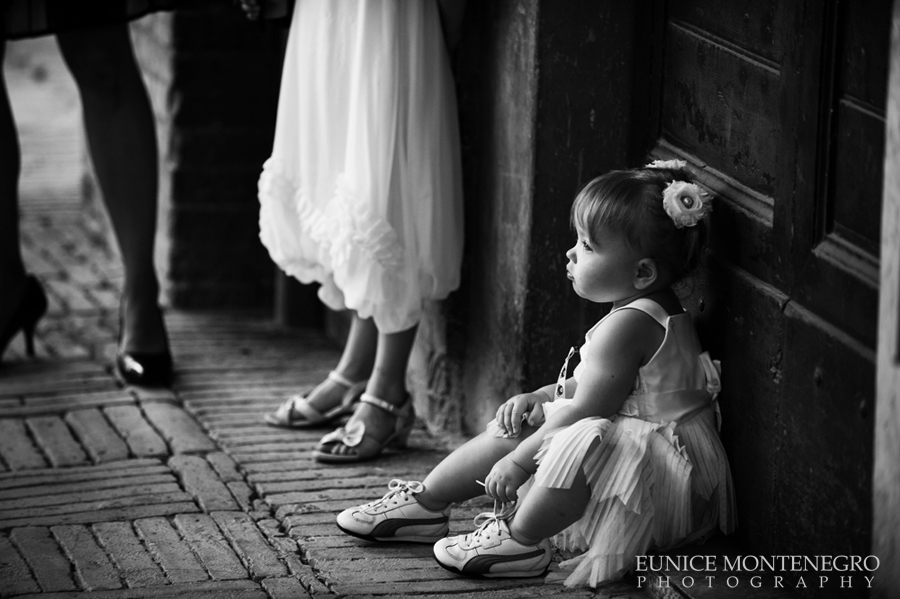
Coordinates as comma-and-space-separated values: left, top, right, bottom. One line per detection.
336, 479, 450, 543
433, 502, 551, 578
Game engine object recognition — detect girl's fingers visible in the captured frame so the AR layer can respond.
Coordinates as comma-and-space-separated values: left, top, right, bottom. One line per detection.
498, 405, 511, 432
508, 403, 519, 428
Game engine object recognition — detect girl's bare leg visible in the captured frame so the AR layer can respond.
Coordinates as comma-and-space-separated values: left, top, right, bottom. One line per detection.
300, 313, 377, 409
420, 428, 589, 542
507, 469, 591, 543
365, 323, 419, 403
56, 24, 166, 353
317, 322, 418, 456
415, 426, 538, 510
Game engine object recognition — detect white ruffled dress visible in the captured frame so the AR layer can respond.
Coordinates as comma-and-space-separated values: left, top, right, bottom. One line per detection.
258, 0, 464, 333
500, 298, 736, 587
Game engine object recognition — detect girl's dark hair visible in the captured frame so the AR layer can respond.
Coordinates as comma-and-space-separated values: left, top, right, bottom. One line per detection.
571, 166, 709, 284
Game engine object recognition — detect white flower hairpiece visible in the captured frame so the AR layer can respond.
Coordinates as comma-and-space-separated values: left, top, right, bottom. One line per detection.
646, 159, 687, 170
662, 181, 711, 228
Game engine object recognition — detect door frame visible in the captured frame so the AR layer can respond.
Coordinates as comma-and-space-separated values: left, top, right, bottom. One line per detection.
873, 1, 900, 594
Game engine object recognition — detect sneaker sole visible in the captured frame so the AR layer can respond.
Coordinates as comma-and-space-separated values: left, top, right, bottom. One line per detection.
433, 555, 549, 579
337, 521, 446, 544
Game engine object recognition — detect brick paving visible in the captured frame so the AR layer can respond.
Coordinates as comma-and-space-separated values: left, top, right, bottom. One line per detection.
0, 186, 657, 599
1, 36, 653, 599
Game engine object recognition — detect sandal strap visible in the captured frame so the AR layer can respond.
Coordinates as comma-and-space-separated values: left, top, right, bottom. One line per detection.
328, 370, 362, 388
288, 395, 328, 424
340, 379, 369, 408
360, 393, 409, 417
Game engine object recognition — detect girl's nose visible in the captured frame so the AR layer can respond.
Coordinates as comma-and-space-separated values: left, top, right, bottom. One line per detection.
566, 245, 576, 261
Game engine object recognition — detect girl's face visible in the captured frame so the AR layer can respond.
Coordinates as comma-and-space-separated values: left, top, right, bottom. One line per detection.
566, 224, 644, 306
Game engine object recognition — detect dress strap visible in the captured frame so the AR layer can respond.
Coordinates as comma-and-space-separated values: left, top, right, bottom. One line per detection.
611, 298, 671, 327
555, 346, 578, 399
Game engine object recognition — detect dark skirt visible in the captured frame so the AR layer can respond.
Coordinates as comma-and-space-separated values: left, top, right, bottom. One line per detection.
3, 0, 182, 40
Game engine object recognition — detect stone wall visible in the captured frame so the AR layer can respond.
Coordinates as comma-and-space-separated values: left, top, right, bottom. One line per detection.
417, 0, 641, 435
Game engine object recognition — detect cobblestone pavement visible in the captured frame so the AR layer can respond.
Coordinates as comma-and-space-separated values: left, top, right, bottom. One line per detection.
1, 207, 660, 599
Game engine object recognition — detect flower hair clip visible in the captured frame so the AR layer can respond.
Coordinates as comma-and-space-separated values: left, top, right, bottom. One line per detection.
662, 180, 712, 228
646, 159, 687, 170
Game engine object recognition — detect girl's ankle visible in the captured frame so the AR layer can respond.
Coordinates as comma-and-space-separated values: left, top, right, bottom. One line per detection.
364, 380, 408, 406
508, 523, 543, 546
305, 377, 350, 409
415, 492, 449, 512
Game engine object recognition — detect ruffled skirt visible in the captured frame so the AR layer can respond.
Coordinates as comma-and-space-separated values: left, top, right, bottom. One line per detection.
508, 407, 735, 587
258, 0, 464, 334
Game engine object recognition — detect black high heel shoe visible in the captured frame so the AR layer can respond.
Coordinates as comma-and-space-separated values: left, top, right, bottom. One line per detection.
1, 275, 48, 362
115, 305, 173, 387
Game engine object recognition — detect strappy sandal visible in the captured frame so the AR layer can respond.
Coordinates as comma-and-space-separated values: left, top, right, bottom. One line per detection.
264, 370, 367, 429
312, 393, 415, 463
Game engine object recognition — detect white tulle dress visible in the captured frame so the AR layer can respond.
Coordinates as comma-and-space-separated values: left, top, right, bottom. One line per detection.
495, 298, 736, 587
258, 0, 464, 333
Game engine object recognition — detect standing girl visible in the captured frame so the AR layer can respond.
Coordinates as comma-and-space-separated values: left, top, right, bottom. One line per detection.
334, 162, 736, 586
252, 0, 466, 463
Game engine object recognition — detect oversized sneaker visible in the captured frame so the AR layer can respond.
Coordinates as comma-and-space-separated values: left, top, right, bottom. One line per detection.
336, 479, 450, 543
433, 504, 551, 578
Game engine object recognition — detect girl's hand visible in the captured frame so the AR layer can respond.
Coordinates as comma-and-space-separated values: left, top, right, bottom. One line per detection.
495, 392, 545, 437
484, 456, 532, 503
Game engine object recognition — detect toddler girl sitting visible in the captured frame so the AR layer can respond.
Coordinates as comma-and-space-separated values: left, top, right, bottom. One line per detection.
334, 162, 736, 587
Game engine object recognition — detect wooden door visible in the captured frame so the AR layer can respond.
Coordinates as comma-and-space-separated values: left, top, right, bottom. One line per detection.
642, 0, 891, 580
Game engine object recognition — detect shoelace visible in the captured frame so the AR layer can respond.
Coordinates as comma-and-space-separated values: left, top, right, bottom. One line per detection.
369, 479, 424, 508
465, 500, 518, 544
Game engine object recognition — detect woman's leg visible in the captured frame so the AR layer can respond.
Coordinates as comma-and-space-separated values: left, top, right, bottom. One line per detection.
0, 41, 28, 329
56, 24, 166, 353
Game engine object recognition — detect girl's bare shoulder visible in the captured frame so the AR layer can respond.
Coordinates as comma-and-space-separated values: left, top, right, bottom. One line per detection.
586, 307, 665, 368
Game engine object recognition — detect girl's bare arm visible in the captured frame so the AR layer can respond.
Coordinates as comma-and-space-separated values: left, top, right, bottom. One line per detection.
507, 309, 663, 472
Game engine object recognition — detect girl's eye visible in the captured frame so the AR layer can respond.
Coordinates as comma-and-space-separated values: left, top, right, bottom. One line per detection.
581, 240, 592, 251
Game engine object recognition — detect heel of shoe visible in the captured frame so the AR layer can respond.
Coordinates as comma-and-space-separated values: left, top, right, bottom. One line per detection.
23, 324, 36, 357
389, 423, 414, 449
115, 302, 173, 387
389, 404, 416, 449
23, 277, 48, 357
1, 275, 47, 361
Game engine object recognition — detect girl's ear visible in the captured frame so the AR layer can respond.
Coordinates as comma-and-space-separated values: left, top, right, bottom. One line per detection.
634, 258, 658, 290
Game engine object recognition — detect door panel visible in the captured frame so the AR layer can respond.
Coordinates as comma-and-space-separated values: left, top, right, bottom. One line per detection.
668, 0, 785, 64
792, 0, 888, 349
647, 0, 889, 572
661, 24, 782, 201
831, 102, 885, 255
